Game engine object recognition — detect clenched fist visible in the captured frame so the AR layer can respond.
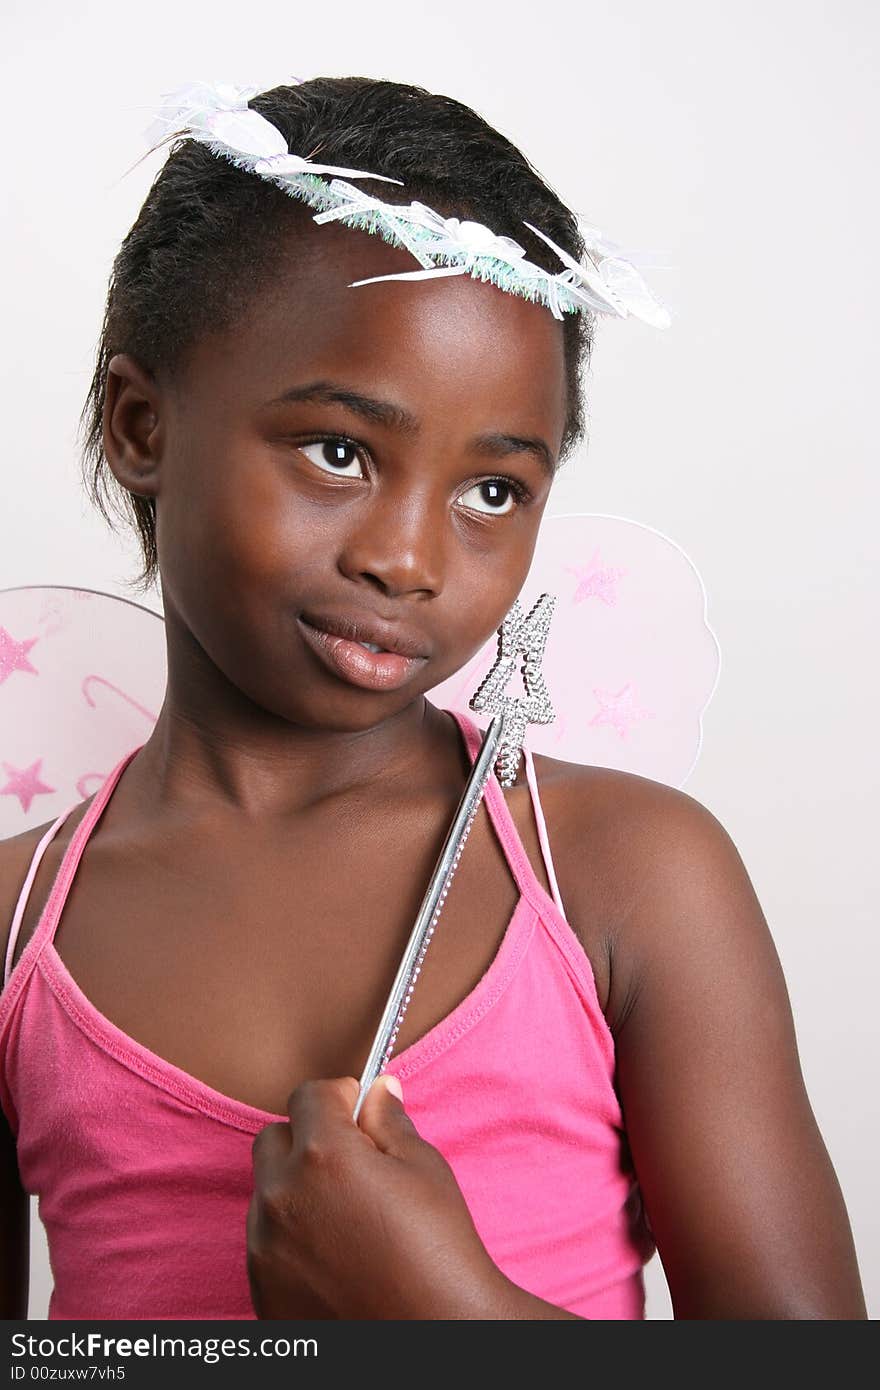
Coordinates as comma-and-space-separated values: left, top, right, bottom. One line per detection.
246, 1074, 511, 1320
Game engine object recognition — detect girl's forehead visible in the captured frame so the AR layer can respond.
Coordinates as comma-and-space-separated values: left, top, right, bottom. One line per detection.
182, 222, 568, 437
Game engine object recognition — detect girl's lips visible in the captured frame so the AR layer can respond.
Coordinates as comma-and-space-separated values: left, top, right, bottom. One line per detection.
297, 616, 428, 692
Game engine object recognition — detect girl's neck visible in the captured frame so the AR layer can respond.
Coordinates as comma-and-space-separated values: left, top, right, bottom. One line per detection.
122, 692, 466, 823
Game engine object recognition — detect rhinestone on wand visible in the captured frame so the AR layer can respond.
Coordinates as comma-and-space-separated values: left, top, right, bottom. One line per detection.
353, 593, 557, 1120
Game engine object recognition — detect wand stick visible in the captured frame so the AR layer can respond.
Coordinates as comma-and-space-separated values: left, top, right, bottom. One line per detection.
352, 711, 506, 1120
353, 592, 556, 1121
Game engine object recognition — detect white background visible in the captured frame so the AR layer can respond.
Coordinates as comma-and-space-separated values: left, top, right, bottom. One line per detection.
1, 0, 877, 1320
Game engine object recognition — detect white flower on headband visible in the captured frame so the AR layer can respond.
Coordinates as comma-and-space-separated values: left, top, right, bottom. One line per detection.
143, 79, 265, 147
315, 183, 558, 297
144, 77, 403, 185
317, 188, 534, 283
388, 204, 531, 269
524, 220, 672, 329
194, 109, 403, 183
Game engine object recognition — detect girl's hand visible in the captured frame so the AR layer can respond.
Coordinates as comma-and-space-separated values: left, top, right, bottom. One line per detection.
245, 1075, 508, 1320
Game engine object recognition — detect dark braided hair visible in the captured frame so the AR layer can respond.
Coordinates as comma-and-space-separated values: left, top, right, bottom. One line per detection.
79, 77, 594, 595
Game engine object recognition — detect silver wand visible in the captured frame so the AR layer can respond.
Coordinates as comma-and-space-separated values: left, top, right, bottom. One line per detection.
353, 592, 556, 1121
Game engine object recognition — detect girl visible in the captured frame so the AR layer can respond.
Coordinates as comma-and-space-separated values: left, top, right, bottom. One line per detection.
0, 76, 866, 1320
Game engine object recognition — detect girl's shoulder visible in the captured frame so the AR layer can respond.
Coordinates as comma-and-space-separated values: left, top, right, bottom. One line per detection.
530, 745, 711, 848
529, 748, 729, 1031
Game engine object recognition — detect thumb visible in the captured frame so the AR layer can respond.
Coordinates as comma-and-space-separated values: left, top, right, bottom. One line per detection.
357, 1074, 416, 1153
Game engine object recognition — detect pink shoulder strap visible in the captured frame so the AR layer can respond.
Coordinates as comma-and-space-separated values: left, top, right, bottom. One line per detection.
448, 708, 564, 914
523, 746, 567, 918
3, 807, 76, 990
1, 744, 142, 994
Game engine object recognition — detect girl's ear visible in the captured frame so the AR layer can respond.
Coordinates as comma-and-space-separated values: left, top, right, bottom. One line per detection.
102, 353, 164, 499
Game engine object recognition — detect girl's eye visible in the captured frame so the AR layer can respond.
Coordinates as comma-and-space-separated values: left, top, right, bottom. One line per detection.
457, 478, 529, 517
298, 439, 366, 478
295, 443, 529, 516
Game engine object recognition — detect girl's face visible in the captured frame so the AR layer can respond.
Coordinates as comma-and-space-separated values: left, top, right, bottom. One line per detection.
142, 219, 569, 733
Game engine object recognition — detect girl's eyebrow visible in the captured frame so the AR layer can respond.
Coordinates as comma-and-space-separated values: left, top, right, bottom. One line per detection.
261, 379, 556, 477
264, 379, 419, 435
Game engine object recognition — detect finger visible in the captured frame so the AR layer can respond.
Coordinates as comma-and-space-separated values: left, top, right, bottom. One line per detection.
251, 1120, 292, 1188
286, 1076, 361, 1160
245, 1190, 261, 1251
356, 1074, 423, 1157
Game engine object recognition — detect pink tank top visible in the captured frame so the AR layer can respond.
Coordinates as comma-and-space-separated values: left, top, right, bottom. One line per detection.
0, 708, 655, 1320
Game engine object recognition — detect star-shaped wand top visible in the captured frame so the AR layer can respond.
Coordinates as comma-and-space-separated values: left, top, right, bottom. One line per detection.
469, 592, 556, 788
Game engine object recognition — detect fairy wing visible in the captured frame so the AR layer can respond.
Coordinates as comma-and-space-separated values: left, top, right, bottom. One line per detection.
425, 512, 720, 788
0, 514, 719, 837
0, 586, 165, 837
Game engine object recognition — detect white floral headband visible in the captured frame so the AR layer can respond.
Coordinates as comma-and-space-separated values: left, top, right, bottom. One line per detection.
143, 78, 672, 329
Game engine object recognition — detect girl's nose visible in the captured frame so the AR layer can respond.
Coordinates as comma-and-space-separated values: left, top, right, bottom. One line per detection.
336, 494, 445, 600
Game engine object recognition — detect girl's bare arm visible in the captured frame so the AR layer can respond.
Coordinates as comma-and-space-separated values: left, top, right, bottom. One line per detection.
0, 836, 34, 1319
605, 784, 866, 1318
0, 1106, 28, 1318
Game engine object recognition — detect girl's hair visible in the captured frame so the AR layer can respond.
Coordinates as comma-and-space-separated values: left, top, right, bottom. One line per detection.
79, 76, 594, 594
